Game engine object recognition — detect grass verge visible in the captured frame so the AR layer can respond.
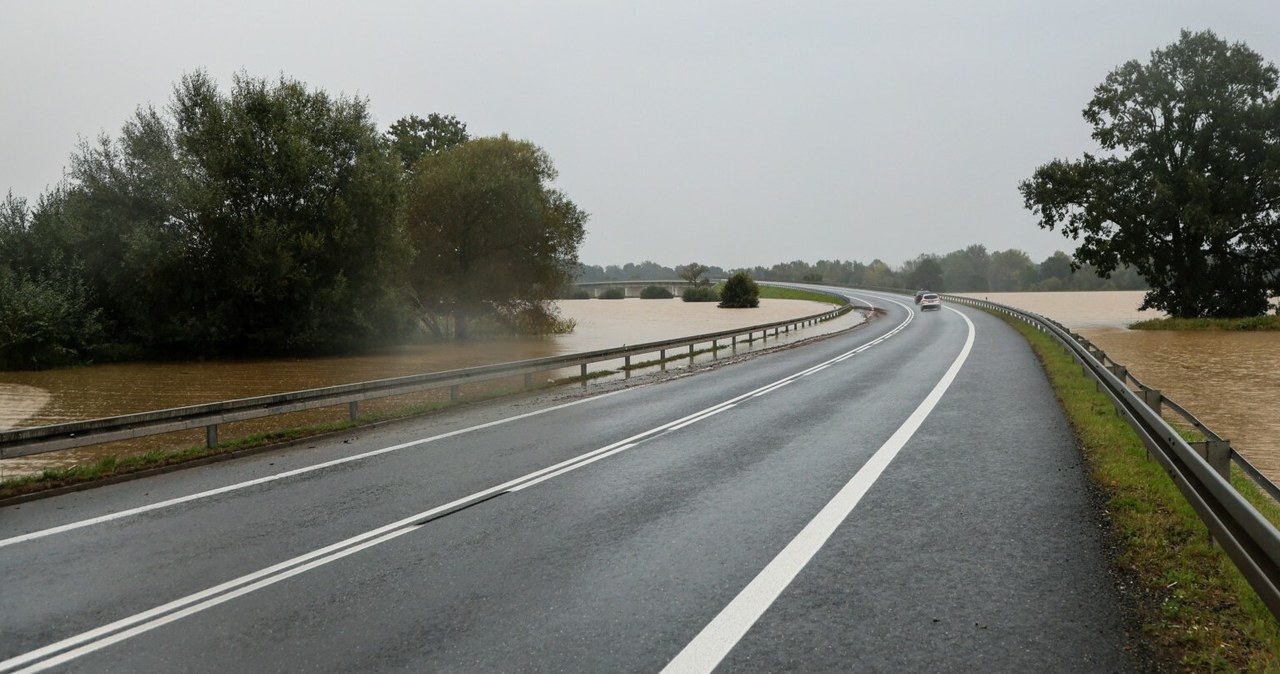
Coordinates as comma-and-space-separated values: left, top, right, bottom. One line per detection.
1003, 314, 1280, 672
757, 285, 847, 305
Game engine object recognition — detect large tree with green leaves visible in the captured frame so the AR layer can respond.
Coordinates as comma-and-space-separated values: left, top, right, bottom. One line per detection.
402, 135, 587, 339
1020, 30, 1280, 317
6, 71, 407, 360
385, 113, 470, 174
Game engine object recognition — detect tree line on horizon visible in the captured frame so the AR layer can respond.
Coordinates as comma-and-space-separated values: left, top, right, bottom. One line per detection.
575, 245, 1147, 293
0, 71, 586, 370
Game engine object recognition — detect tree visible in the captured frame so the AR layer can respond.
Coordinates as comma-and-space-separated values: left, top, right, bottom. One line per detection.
167, 71, 407, 354
386, 113, 469, 173
11, 70, 407, 359
988, 249, 1036, 291
1020, 30, 1280, 317
403, 135, 587, 339
940, 245, 990, 292
718, 271, 760, 308
906, 255, 944, 290
677, 262, 712, 286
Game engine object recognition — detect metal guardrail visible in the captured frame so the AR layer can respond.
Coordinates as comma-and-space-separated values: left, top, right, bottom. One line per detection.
940, 292, 1280, 619
0, 298, 864, 461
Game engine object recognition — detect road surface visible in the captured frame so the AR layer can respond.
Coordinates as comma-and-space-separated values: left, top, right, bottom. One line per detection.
0, 289, 1136, 672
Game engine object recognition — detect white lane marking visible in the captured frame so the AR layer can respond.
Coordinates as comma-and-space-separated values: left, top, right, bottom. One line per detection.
0, 389, 634, 549
2, 302, 921, 672
751, 381, 794, 398
507, 444, 638, 493
661, 306, 975, 674
667, 405, 736, 431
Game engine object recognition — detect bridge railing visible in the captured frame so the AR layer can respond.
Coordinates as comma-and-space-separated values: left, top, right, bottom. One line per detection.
939, 292, 1280, 619
0, 298, 864, 461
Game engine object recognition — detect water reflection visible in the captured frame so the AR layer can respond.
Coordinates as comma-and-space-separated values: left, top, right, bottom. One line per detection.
969, 291, 1280, 483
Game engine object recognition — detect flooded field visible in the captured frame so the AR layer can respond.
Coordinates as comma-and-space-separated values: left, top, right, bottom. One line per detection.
0, 298, 849, 477
968, 291, 1280, 483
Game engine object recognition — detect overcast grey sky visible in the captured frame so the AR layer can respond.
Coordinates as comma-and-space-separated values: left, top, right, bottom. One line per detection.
3, 1, 1277, 269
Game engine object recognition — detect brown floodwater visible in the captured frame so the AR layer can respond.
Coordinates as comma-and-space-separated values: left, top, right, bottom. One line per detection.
0, 298, 852, 477
964, 291, 1280, 484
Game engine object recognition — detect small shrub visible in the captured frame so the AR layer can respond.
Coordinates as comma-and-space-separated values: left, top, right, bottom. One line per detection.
682, 286, 719, 302
719, 271, 760, 308
597, 287, 626, 300
640, 285, 674, 299
561, 288, 591, 300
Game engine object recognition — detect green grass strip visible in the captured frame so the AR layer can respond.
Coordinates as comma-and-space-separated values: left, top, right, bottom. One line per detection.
1003, 314, 1280, 672
757, 285, 847, 305
1131, 315, 1280, 331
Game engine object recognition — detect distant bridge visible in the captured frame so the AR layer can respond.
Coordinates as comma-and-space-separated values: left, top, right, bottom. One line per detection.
571, 280, 699, 298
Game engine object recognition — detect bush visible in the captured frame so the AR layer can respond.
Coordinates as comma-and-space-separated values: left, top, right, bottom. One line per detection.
682, 286, 720, 302
561, 288, 591, 300
719, 271, 760, 308
639, 285, 674, 299
0, 266, 105, 370
597, 287, 626, 300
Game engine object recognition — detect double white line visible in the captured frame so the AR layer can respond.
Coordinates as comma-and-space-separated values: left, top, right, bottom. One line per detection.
3, 300, 914, 673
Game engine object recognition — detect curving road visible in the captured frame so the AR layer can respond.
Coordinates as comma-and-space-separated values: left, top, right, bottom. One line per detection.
0, 288, 1137, 672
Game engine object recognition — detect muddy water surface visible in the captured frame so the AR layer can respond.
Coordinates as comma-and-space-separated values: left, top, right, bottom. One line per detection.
967, 291, 1280, 483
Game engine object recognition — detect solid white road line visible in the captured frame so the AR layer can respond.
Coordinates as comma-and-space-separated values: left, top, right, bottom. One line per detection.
660, 306, 975, 674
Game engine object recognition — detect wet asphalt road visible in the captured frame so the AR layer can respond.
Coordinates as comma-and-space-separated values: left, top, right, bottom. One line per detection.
0, 289, 1137, 672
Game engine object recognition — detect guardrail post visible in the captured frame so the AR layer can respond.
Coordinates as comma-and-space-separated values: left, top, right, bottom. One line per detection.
1141, 389, 1163, 415
660, 349, 667, 371
1109, 364, 1127, 382
451, 385, 459, 402
712, 339, 718, 359
1191, 440, 1232, 483
688, 344, 695, 358
206, 424, 218, 448
348, 401, 359, 421
580, 364, 588, 385
524, 373, 533, 388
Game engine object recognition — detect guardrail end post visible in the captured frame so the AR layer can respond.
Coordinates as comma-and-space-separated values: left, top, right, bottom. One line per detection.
348, 401, 359, 421
206, 424, 218, 449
